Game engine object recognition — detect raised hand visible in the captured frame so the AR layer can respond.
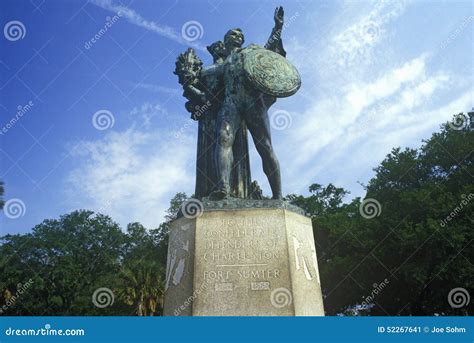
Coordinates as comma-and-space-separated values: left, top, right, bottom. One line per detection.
274, 6, 284, 28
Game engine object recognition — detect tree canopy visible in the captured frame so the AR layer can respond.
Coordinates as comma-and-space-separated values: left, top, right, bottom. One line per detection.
288, 118, 473, 315
0, 197, 182, 316
1, 116, 472, 316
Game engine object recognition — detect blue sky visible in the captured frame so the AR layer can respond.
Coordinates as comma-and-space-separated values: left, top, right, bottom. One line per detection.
1, 0, 473, 235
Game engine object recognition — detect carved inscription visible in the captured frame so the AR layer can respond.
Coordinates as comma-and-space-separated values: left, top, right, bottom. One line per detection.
200, 215, 283, 291
251, 281, 270, 290
215, 282, 233, 291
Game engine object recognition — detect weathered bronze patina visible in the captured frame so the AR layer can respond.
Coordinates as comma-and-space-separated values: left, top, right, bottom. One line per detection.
242, 46, 301, 98
174, 6, 300, 200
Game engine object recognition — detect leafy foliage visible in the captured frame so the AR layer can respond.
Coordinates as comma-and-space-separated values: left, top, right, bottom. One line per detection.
0, 211, 169, 315
288, 120, 473, 316
1, 119, 472, 316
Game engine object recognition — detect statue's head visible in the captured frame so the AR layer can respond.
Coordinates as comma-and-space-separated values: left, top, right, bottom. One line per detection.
224, 28, 244, 50
206, 41, 226, 62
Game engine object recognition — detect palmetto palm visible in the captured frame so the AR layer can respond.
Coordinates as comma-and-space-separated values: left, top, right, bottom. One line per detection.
117, 261, 164, 316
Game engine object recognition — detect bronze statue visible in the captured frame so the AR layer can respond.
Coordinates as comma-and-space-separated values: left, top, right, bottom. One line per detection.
174, 6, 300, 200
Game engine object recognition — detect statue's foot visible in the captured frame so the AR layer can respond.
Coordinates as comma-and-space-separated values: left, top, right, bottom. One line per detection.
272, 194, 283, 200
209, 189, 229, 200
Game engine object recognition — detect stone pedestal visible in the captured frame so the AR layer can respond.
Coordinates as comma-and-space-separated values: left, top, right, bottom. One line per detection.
163, 204, 324, 316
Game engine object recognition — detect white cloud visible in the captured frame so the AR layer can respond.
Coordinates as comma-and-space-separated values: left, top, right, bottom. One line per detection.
132, 82, 181, 97
345, 56, 426, 113
90, 0, 206, 51
283, 55, 428, 167
328, 0, 408, 68
268, 0, 472, 198
128, 102, 173, 129
76, 0, 471, 212
66, 122, 194, 229
280, 58, 458, 194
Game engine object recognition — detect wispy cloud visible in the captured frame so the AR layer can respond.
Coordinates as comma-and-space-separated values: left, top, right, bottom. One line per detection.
66, 104, 194, 229
90, 0, 206, 51
328, 0, 408, 69
76, 0, 472, 212
268, 0, 472, 199
132, 82, 181, 96
128, 101, 175, 129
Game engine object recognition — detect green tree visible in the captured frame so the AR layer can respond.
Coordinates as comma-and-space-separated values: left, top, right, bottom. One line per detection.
289, 117, 473, 316
117, 260, 164, 316
2, 116, 471, 317
0, 194, 183, 316
0, 211, 128, 315
150, 192, 188, 269
116, 223, 166, 315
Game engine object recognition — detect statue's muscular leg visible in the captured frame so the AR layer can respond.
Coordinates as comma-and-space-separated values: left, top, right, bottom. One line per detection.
246, 107, 282, 199
212, 103, 240, 199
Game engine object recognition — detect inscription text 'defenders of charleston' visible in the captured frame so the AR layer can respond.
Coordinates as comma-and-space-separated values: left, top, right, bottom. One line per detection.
163, 209, 325, 316
200, 215, 283, 284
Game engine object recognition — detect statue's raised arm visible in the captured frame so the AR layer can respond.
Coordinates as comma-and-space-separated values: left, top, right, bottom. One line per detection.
264, 6, 286, 57
173, 6, 300, 201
